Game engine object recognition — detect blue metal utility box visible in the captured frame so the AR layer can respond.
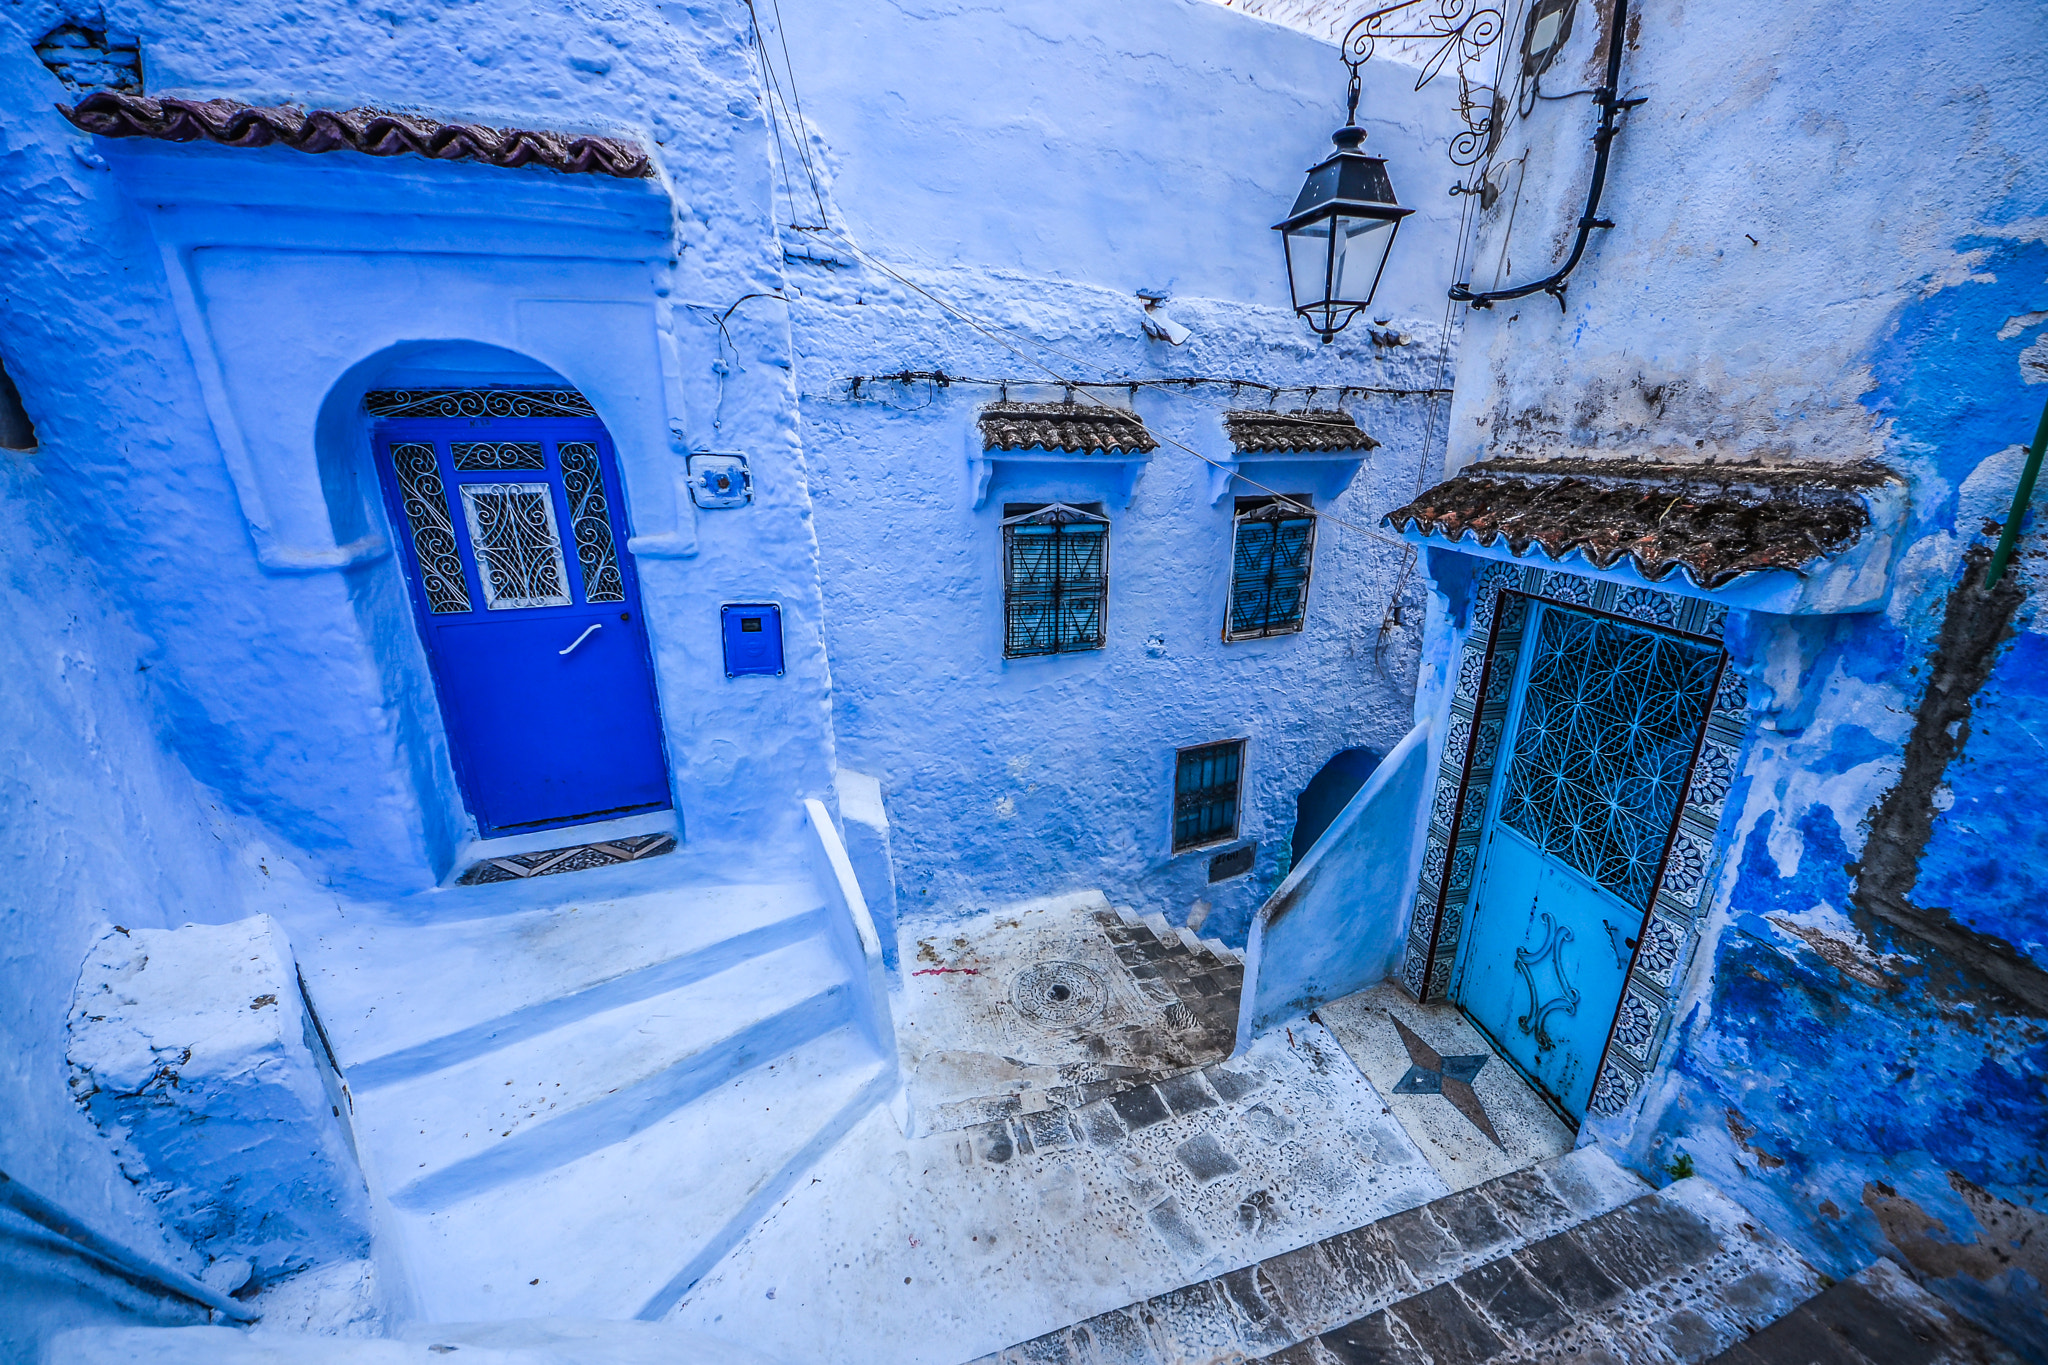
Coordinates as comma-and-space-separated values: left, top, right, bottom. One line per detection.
721, 603, 784, 677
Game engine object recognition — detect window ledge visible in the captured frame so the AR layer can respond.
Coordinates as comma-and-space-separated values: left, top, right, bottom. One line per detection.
971, 442, 1153, 510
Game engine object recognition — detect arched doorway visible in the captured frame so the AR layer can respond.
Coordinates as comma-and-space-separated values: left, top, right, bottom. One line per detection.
359, 356, 672, 838
1291, 746, 1383, 868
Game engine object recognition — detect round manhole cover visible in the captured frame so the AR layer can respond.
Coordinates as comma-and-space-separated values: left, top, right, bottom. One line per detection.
1012, 961, 1106, 1028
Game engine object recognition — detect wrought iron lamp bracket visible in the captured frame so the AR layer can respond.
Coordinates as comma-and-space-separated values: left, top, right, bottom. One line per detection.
1335, 0, 1506, 166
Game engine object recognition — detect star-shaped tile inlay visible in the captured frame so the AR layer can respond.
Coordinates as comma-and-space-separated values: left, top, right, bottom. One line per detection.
1388, 1014, 1504, 1148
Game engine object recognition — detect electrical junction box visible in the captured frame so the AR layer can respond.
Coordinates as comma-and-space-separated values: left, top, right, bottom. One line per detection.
721, 603, 784, 678
688, 453, 752, 508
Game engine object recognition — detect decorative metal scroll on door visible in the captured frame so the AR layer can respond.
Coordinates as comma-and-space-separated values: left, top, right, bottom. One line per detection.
1514, 911, 1580, 1050
1498, 607, 1723, 911
559, 441, 625, 604
1403, 563, 1748, 1124
458, 483, 572, 610
389, 441, 471, 614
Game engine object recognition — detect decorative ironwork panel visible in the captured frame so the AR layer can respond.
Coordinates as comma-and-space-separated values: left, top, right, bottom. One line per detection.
457, 482, 572, 610
1497, 606, 1721, 912
1226, 508, 1316, 640
557, 441, 626, 604
1002, 503, 1109, 658
363, 389, 596, 419
1175, 740, 1244, 851
451, 441, 545, 471
387, 442, 471, 614
1397, 561, 1745, 1131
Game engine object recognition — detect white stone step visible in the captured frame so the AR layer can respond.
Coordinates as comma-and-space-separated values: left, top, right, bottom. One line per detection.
308, 879, 828, 1080
48, 1320, 782, 1364
356, 936, 854, 1205
392, 1023, 891, 1322
1113, 903, 1240, 966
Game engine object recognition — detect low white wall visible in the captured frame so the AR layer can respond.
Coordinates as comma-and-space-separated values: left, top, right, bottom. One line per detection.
801, 799, 901, 1101
1232, 719, 1434, 1049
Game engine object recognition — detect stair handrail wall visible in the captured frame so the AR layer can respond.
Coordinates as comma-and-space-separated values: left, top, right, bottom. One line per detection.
1232, 719, 1436, 1053
0, 1166, 260, 1324
801, 798, 903, 1104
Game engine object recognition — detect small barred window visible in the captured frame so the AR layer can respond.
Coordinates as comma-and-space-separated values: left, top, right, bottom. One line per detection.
1002, 502, 1109, 658
1174, 739, 1246, 851
1226, 496, 1316, 641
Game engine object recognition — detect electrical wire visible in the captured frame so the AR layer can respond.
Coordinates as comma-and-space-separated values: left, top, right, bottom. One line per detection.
828, 371, 1451, 402
744, 2, 1440, 552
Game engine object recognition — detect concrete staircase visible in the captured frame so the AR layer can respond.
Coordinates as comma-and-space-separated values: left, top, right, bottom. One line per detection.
301, 842, 894, 1324
976, 1147, 2017, 1365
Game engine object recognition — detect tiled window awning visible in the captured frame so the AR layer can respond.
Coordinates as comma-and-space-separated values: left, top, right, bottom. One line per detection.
972, 402, 1156, 509
1224, 408, 1378, 455
978, 402, 1158, 456
1385, 458, 1905, 612
59, 92, 654, 179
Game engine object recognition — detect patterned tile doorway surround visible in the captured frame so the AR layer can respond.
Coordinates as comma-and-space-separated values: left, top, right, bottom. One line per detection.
1401, 562, 1748, 1121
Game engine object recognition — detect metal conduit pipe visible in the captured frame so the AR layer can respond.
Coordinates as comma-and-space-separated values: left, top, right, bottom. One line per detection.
1984, 397, 2048, 590
1451, 0, 1641, 309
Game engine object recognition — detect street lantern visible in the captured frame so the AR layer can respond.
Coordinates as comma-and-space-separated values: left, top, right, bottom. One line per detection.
1275, 123, 1413, 343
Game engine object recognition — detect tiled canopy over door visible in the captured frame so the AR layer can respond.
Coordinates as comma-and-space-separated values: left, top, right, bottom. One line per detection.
1387, 459, 1900, 1121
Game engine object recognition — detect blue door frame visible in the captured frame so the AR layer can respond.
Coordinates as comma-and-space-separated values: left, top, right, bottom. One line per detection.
1451, 600, 1723, 1121
372, 415, 672, 838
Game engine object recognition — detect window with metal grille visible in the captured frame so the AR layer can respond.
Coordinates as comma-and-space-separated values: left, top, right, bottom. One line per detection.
1174, 739, 1245, 851
1225, 496, 1316, 640
1002, 502, 1109, 658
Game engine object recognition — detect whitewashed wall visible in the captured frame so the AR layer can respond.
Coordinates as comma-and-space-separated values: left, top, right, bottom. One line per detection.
772, 0, 1469, 942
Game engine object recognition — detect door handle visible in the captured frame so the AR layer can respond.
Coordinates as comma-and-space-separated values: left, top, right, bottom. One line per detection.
558, 624, 602, 656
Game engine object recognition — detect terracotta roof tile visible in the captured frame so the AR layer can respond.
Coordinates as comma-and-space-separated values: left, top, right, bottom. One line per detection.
978, 402, 1157, 455
59, 92, 653, 178
1385, 458, 1895, 588
1224, 408, 1377, 454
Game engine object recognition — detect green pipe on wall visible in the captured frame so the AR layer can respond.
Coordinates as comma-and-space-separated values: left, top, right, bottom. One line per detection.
1985, 397, 2048, 591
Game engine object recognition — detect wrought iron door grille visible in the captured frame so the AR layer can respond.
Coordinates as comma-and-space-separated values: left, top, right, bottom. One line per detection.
1175, 740, 1245, 851
1498, 604, 1723, 911
1226, 498, 1317, 640
1002, 502, 1110, 658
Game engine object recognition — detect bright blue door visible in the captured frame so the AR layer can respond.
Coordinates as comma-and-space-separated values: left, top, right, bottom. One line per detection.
373, 417, 671, 837
1453, 602, 1722, 1119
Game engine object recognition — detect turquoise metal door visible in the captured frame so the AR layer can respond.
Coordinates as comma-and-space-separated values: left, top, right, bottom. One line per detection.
1453, 601, 1723, 1120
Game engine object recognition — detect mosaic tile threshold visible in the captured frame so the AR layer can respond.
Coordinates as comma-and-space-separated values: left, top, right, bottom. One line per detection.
457, 832, 676, 885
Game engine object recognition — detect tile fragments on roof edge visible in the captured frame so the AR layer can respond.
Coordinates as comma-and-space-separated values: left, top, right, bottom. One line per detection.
58, 92, 654, 179
1224, 408, 1378, 454
978, 402, 1158, 455
1385, 457, 1899, 590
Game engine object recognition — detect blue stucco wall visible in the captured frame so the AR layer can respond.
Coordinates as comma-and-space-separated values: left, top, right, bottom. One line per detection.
0, 454, 290, 1357
1430, 0, 2048, 1347
1623, 236, 2048, 1356
772, 0, 1467, 942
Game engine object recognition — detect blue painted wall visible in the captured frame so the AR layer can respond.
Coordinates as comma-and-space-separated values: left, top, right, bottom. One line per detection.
773, 0, 1467, 943
1429, 0, 2048, 1345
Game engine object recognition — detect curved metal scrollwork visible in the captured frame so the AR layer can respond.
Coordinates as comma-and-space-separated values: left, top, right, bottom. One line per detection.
1514, 911, 1579, 1050
388, 442, 471, 614
558, 441, 626, 604
1338, 0, 1505, 166
1499, 606, 1721, 911
451, 441, 545, 471
363, 389, 596, 420
457, 482, 572, 611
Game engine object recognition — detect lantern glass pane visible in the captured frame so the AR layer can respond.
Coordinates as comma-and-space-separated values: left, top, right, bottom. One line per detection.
1330, 214, 1396, 305
1284, 218, 1335, 316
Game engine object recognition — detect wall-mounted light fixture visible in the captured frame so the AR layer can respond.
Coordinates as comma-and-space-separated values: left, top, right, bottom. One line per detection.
1276, 0, 1502, 341
1274, 122, 1412, 344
